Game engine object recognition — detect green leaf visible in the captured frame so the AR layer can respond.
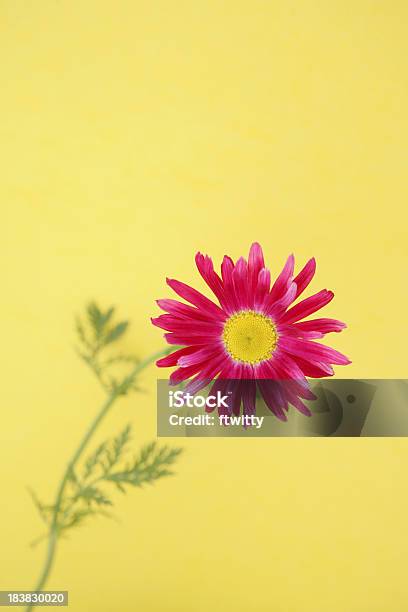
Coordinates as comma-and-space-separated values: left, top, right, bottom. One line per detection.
28, 488, 54, 525
100, 307, 114, 328
87, 302, 104, 338
60, 507, 112, 532
104, 443, 183, 489
75, 317, 92, 351
75, 303, 141, 394
77, 485, 112, 507
83, 441, 108, 479
111, 424, 132, 466
104, 322, 129, 345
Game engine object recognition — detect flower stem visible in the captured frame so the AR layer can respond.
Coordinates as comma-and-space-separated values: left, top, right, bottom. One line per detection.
25, 347, 169, 612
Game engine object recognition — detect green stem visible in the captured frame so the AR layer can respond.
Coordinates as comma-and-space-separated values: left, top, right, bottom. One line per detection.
26, 347, 169, 612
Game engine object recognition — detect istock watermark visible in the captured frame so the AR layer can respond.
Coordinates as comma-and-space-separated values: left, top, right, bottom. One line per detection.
157, 379, 408, 437
168, 412, 265, 429
169, 390, 231, 409
168, 390, 264, 428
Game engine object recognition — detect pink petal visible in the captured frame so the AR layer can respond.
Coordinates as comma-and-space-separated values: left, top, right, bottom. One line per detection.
285, 389, 312, 416
221, 256, 235, 285
166, 278, 226, 320
156, 346, 197, 367
241, 362, 259, 380
195, 253, 226, 308
270, 254, 295, 301
280, 336, 351, 366
258, 380, 288, 421
228, 379, 243, 416
293, 318, 347, 334
242, 381, 256, 416
293, 258, 316, 299
184, 352, 226, 394
254, 360, 277, 379
221, 256, 240, 312
254, 268, 271, 310
270, 353, 316, 400
169, 363, 204, 385
165, 332, 222, 345
280, 290, 334, 324
248, 242, 265, 305
265, 281, 297, 316
151, 314, 223, 334
232, 256, 249, 309
290, 355, 334, 378
210, 361, 239, 387
157, 299, 214, 322
271, 349, 309, 382
248, 242, 265, 271
178, 346, 222, 367
278, 323, 324, 340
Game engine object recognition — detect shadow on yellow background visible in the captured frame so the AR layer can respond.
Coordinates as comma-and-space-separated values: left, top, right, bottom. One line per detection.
2, 1, 408, 610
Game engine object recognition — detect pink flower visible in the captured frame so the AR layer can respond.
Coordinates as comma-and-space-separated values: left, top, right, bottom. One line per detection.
152, 243, 350, 421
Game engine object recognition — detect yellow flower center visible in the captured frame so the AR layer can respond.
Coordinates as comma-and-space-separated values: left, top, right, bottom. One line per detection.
222, 310, 278, 364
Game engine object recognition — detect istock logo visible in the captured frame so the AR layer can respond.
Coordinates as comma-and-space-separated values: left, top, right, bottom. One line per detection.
169, 390, 230, 409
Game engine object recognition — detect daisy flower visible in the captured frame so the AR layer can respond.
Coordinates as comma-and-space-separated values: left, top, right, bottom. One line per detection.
152, 243, 350, 421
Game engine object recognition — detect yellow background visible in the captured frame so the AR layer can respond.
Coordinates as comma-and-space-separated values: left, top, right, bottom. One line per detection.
2, 1, 408, 610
